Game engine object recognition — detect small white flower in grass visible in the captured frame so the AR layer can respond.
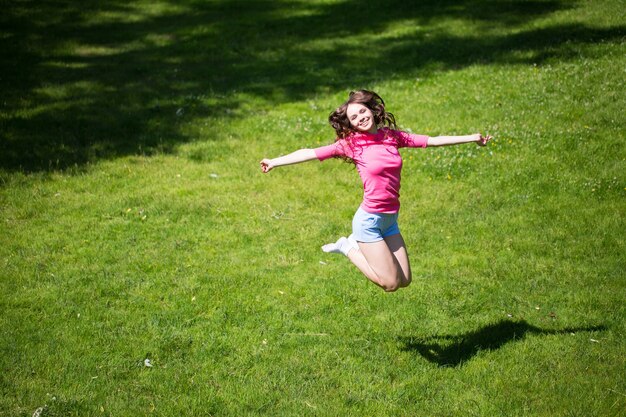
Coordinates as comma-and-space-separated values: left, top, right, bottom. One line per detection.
210, 173, 219, 178
33, 406, 46, 417
262, 339, 268, 346
319, 261, 327, 265
590, 339, 600, 343
144, 358, 153, 367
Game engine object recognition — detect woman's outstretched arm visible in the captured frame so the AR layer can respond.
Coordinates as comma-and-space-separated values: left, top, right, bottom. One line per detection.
427, 133, 492, 147
260, 148, 318, 173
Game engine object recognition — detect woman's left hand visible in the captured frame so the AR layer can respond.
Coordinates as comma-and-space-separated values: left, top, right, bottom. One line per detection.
477, 134, 493, 146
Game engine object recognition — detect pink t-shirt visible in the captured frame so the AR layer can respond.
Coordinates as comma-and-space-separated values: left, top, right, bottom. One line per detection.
314, 127, 429, 213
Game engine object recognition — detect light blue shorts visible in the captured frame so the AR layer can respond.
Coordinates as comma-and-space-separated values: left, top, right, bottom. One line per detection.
351, 207, 400, 243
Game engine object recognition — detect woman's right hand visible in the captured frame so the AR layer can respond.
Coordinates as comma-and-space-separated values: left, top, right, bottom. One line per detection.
260, 158, 274, 173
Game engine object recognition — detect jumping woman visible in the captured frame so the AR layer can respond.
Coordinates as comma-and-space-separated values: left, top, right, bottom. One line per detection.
260, 90, 492, 292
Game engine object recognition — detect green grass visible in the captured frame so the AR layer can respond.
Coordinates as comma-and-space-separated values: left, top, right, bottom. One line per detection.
1, 0, 625, 416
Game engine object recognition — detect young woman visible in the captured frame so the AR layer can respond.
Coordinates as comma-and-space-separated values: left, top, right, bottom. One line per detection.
260, 90, 491, 292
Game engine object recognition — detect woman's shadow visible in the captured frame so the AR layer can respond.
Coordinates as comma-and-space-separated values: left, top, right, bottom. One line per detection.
399, 319, 606, 367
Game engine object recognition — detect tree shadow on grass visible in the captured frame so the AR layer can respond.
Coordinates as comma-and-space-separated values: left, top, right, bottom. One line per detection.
1, 0, 624, 171
399, 319, 607, 367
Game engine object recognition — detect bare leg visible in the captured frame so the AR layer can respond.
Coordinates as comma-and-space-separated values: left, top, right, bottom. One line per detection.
346, 245, 387, 289
384, 233, 412, 288
346, 233, 412, 292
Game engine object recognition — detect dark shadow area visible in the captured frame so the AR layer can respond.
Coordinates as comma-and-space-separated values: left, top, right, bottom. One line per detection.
1, 0, 624, 171
399, 319, 607, 367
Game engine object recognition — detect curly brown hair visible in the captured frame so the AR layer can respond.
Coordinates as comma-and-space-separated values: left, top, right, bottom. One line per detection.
328, 90, 397, 139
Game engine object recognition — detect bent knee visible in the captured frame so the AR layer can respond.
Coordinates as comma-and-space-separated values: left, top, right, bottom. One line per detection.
383, 285, 399, 292
380, 278, 401, 292
381, 274, 411, 292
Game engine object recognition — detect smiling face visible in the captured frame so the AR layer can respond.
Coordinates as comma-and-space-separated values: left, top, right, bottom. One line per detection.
346, 102, 378, 134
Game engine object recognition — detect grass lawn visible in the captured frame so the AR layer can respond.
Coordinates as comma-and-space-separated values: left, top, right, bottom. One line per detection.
1, 0, 625, 416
